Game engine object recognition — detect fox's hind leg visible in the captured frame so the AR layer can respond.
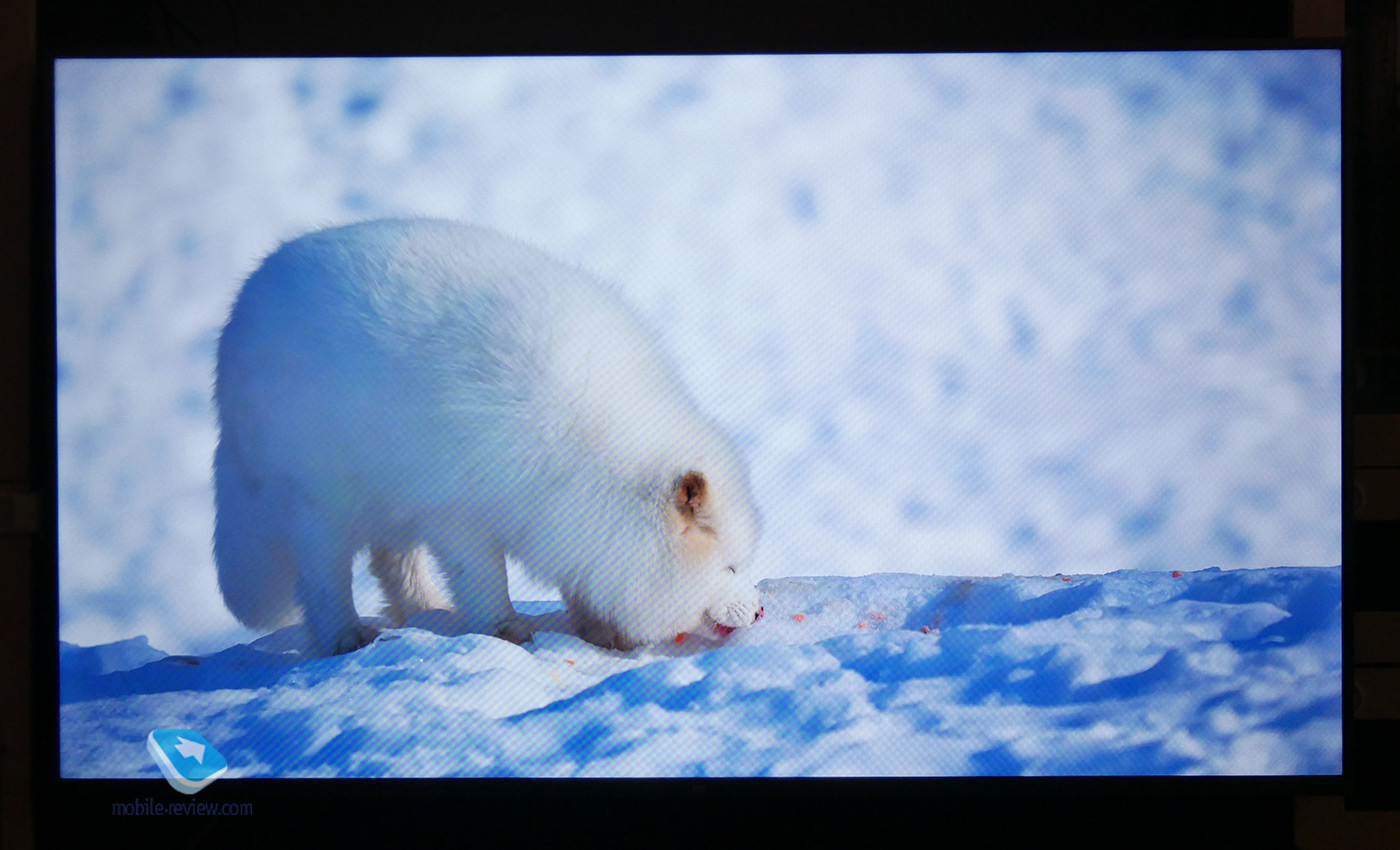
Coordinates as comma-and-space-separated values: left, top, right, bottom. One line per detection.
213, 437, 301, 631
286, 502, 376, 656
368, 545, 449, 627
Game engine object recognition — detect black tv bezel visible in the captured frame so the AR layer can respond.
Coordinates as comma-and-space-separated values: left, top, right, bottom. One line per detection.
30, 7, 1353, 842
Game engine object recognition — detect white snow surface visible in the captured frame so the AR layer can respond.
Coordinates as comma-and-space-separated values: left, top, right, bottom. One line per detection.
61, 566, 1340, 778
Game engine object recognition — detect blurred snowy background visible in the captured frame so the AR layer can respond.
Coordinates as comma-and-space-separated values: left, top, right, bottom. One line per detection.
55, 53, 1341, 656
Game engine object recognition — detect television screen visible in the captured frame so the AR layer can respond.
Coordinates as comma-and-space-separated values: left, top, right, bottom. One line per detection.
54, 51, 1342, 781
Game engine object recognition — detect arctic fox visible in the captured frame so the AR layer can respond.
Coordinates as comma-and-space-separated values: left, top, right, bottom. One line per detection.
213, 219, 764, 656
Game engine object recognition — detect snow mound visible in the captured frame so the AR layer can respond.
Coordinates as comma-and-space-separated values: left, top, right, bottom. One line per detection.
60, 566, 1339, 778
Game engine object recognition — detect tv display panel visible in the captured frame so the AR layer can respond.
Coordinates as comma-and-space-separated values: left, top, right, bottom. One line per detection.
54, 52, 1342, 779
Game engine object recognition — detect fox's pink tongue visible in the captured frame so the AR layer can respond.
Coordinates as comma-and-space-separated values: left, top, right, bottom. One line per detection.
713, 623, 736, 638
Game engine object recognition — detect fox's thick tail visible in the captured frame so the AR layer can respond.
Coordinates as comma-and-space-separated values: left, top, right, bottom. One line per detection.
212, 436, 300, 629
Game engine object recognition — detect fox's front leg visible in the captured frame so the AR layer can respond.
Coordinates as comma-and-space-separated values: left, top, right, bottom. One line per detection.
566, 604, 633, 650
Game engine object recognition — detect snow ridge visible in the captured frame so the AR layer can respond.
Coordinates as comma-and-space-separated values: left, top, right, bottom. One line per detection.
61, 566, 1340, 778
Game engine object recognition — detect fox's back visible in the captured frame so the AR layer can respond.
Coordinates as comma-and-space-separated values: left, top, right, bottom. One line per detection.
215, 219, 713, 509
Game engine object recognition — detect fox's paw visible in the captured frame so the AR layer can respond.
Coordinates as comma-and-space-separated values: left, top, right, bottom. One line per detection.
320, 622, 381, 656
494, 616, 538, 645
577, 620, 633, 651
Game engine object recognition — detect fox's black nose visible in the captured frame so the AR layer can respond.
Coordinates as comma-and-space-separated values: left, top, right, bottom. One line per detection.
754, 606, 765, 623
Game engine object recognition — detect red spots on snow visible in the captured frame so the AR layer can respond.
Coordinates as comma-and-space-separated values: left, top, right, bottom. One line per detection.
675, 633, 687, 644
793, 613, 806, 623
918, 607, 949, 633
1171, 570, 1183, 578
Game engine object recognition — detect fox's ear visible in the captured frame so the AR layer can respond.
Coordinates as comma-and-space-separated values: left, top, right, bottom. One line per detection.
672, 471, 709, 528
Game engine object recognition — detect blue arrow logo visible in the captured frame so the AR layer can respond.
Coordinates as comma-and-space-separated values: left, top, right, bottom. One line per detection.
147, 729, 227, 794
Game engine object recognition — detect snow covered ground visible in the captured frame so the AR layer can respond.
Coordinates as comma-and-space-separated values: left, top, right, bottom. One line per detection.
52, 53, 1342, 777
61, 566, 1340, 777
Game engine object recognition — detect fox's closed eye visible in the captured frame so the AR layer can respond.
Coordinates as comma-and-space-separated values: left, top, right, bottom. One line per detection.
726, 565, 737, 574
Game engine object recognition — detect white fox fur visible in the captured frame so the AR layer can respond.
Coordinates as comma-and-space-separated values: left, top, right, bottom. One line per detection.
213, 219, 762, 656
